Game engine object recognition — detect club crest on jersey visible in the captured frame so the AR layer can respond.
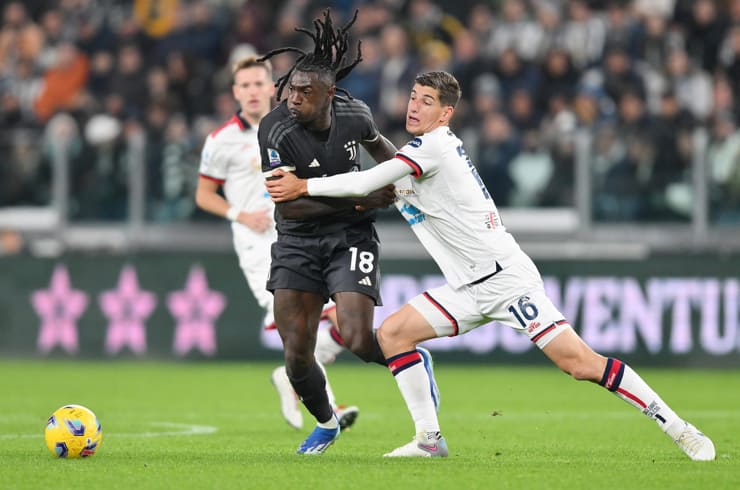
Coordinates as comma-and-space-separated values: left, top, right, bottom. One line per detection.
268, 148, 281, 167
408, 137, 422, 148
344, 140, 358, 160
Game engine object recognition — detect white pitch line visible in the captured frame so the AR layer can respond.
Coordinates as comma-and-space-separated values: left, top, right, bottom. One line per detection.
0, 422, 218, 440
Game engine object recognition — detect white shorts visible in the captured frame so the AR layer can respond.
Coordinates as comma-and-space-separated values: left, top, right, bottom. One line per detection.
232, 225, 340, 329
409, 256, 571, 349
233, 227, 274, 326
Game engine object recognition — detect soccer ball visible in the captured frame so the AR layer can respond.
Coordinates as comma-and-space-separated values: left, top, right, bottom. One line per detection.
44, 404, 103, 458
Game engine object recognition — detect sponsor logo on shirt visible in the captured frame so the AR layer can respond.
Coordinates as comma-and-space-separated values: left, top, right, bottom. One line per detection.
308, 158, 321, 168
268, 148, 281, 167
408, 137, 422, 148
399, 202, 425, 225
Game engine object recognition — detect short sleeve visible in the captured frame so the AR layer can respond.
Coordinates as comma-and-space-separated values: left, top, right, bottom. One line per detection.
395, 135, 439, 178
258, 117, 296, 175
198, 135, 226, 183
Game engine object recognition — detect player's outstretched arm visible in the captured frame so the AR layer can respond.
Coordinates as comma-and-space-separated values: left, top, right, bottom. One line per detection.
267, 160, 411, 201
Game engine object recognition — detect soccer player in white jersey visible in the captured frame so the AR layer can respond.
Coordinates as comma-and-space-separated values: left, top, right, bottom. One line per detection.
265, 71, 716, 460
195, 56, 358, 431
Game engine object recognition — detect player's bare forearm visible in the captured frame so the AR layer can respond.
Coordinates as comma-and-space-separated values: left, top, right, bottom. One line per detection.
363, 134, 397, 163
265, 169, 306, 202
352, 185, 396, 210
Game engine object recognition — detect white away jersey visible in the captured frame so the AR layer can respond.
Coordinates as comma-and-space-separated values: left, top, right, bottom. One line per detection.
394, 126, 524, 289
199, 113, 275, 237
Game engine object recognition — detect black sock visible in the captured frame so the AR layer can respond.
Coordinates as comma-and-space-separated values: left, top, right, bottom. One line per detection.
368, 331, 388, 366
288, 361, 333, 424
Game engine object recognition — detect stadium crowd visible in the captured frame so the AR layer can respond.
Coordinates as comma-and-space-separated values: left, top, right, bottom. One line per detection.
1, 0, 740, 223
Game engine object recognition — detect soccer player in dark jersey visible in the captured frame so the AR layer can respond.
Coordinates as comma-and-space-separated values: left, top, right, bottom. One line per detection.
257, 10, 440, 454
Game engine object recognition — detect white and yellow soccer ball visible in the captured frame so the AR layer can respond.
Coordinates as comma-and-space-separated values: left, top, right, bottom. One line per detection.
44, 404, 103, 458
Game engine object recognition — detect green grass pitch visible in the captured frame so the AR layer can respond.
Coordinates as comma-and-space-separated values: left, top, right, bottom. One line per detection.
0, 360, 737, 489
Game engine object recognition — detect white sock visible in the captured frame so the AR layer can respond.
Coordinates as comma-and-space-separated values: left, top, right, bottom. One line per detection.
317, 415, 338, 429
388, 350, 439, 434
599, 358, 680, 432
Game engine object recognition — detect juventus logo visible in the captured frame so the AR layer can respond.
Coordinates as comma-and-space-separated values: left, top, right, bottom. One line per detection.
344, 140, 358, 160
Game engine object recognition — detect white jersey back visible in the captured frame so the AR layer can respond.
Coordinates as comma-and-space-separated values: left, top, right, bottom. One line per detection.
198, 113, 275, 239
393, 126, 524, 289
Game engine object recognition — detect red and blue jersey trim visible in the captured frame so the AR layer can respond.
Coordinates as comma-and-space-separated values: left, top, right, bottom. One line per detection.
199, 173, 224, 184
396, 153, 423, 178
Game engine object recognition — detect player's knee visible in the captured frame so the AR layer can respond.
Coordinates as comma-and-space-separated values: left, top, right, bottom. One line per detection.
342, 335, 376, 362
376, 319, 403, 349
283, 349, 314, 376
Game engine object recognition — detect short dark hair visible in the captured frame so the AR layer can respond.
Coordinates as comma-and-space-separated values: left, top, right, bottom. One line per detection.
258, 9, 362, 99
414, 71, 461, 108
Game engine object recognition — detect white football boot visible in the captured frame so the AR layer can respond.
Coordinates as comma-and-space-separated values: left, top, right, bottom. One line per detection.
666, 419, 716, 461
334, 404, 359, 431
384, 431, 449, 458
270, 366, 303, 430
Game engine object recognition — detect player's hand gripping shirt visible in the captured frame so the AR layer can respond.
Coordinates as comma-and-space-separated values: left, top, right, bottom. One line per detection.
258, 96, 381, 236
198, 112, 275, 239
393, 126, 524, 289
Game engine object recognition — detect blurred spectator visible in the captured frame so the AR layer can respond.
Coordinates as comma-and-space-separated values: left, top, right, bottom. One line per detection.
536, 48, 579, 115
377, 23, 419, 142
603, 0, 643, 59
483, 0, 534, 60
663, 47, 713, 122
405, 0, 464, 51
637, 10, 681, 72
674, 0, 728, 74
475, 111, 520, 206
649, 90, 696, 220
340, 35, 382, 113
526, 1, 566, 62
708, 111, 740, 223
600, 46, 647, 104
148, 114, 198, 222
508, 130, 555, 207
33, 41, 89, 122
73, 113, 128, 220
108, 43, 148, 119
134, 0, 179, 39
562, 0, 606, 69
1, 128, 48, 206
493, 47, 540, 102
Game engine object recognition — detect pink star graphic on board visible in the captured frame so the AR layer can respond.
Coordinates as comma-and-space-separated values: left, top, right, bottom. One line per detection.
99, 265, 157, 355
31, 265, 88, 354
168, 265, 226, 356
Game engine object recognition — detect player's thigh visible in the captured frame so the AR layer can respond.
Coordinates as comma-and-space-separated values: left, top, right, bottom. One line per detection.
324, 223, 381, 305
408, 283, 489, 338
273, 289, 325, 345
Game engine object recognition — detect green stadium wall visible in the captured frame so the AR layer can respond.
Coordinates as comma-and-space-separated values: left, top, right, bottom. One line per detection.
1, 253, 738, 366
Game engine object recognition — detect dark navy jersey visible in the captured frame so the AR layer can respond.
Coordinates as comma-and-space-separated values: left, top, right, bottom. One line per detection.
259, 95, 381, 236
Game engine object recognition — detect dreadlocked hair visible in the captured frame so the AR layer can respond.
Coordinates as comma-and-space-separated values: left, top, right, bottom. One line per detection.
257, 9, 363, 100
